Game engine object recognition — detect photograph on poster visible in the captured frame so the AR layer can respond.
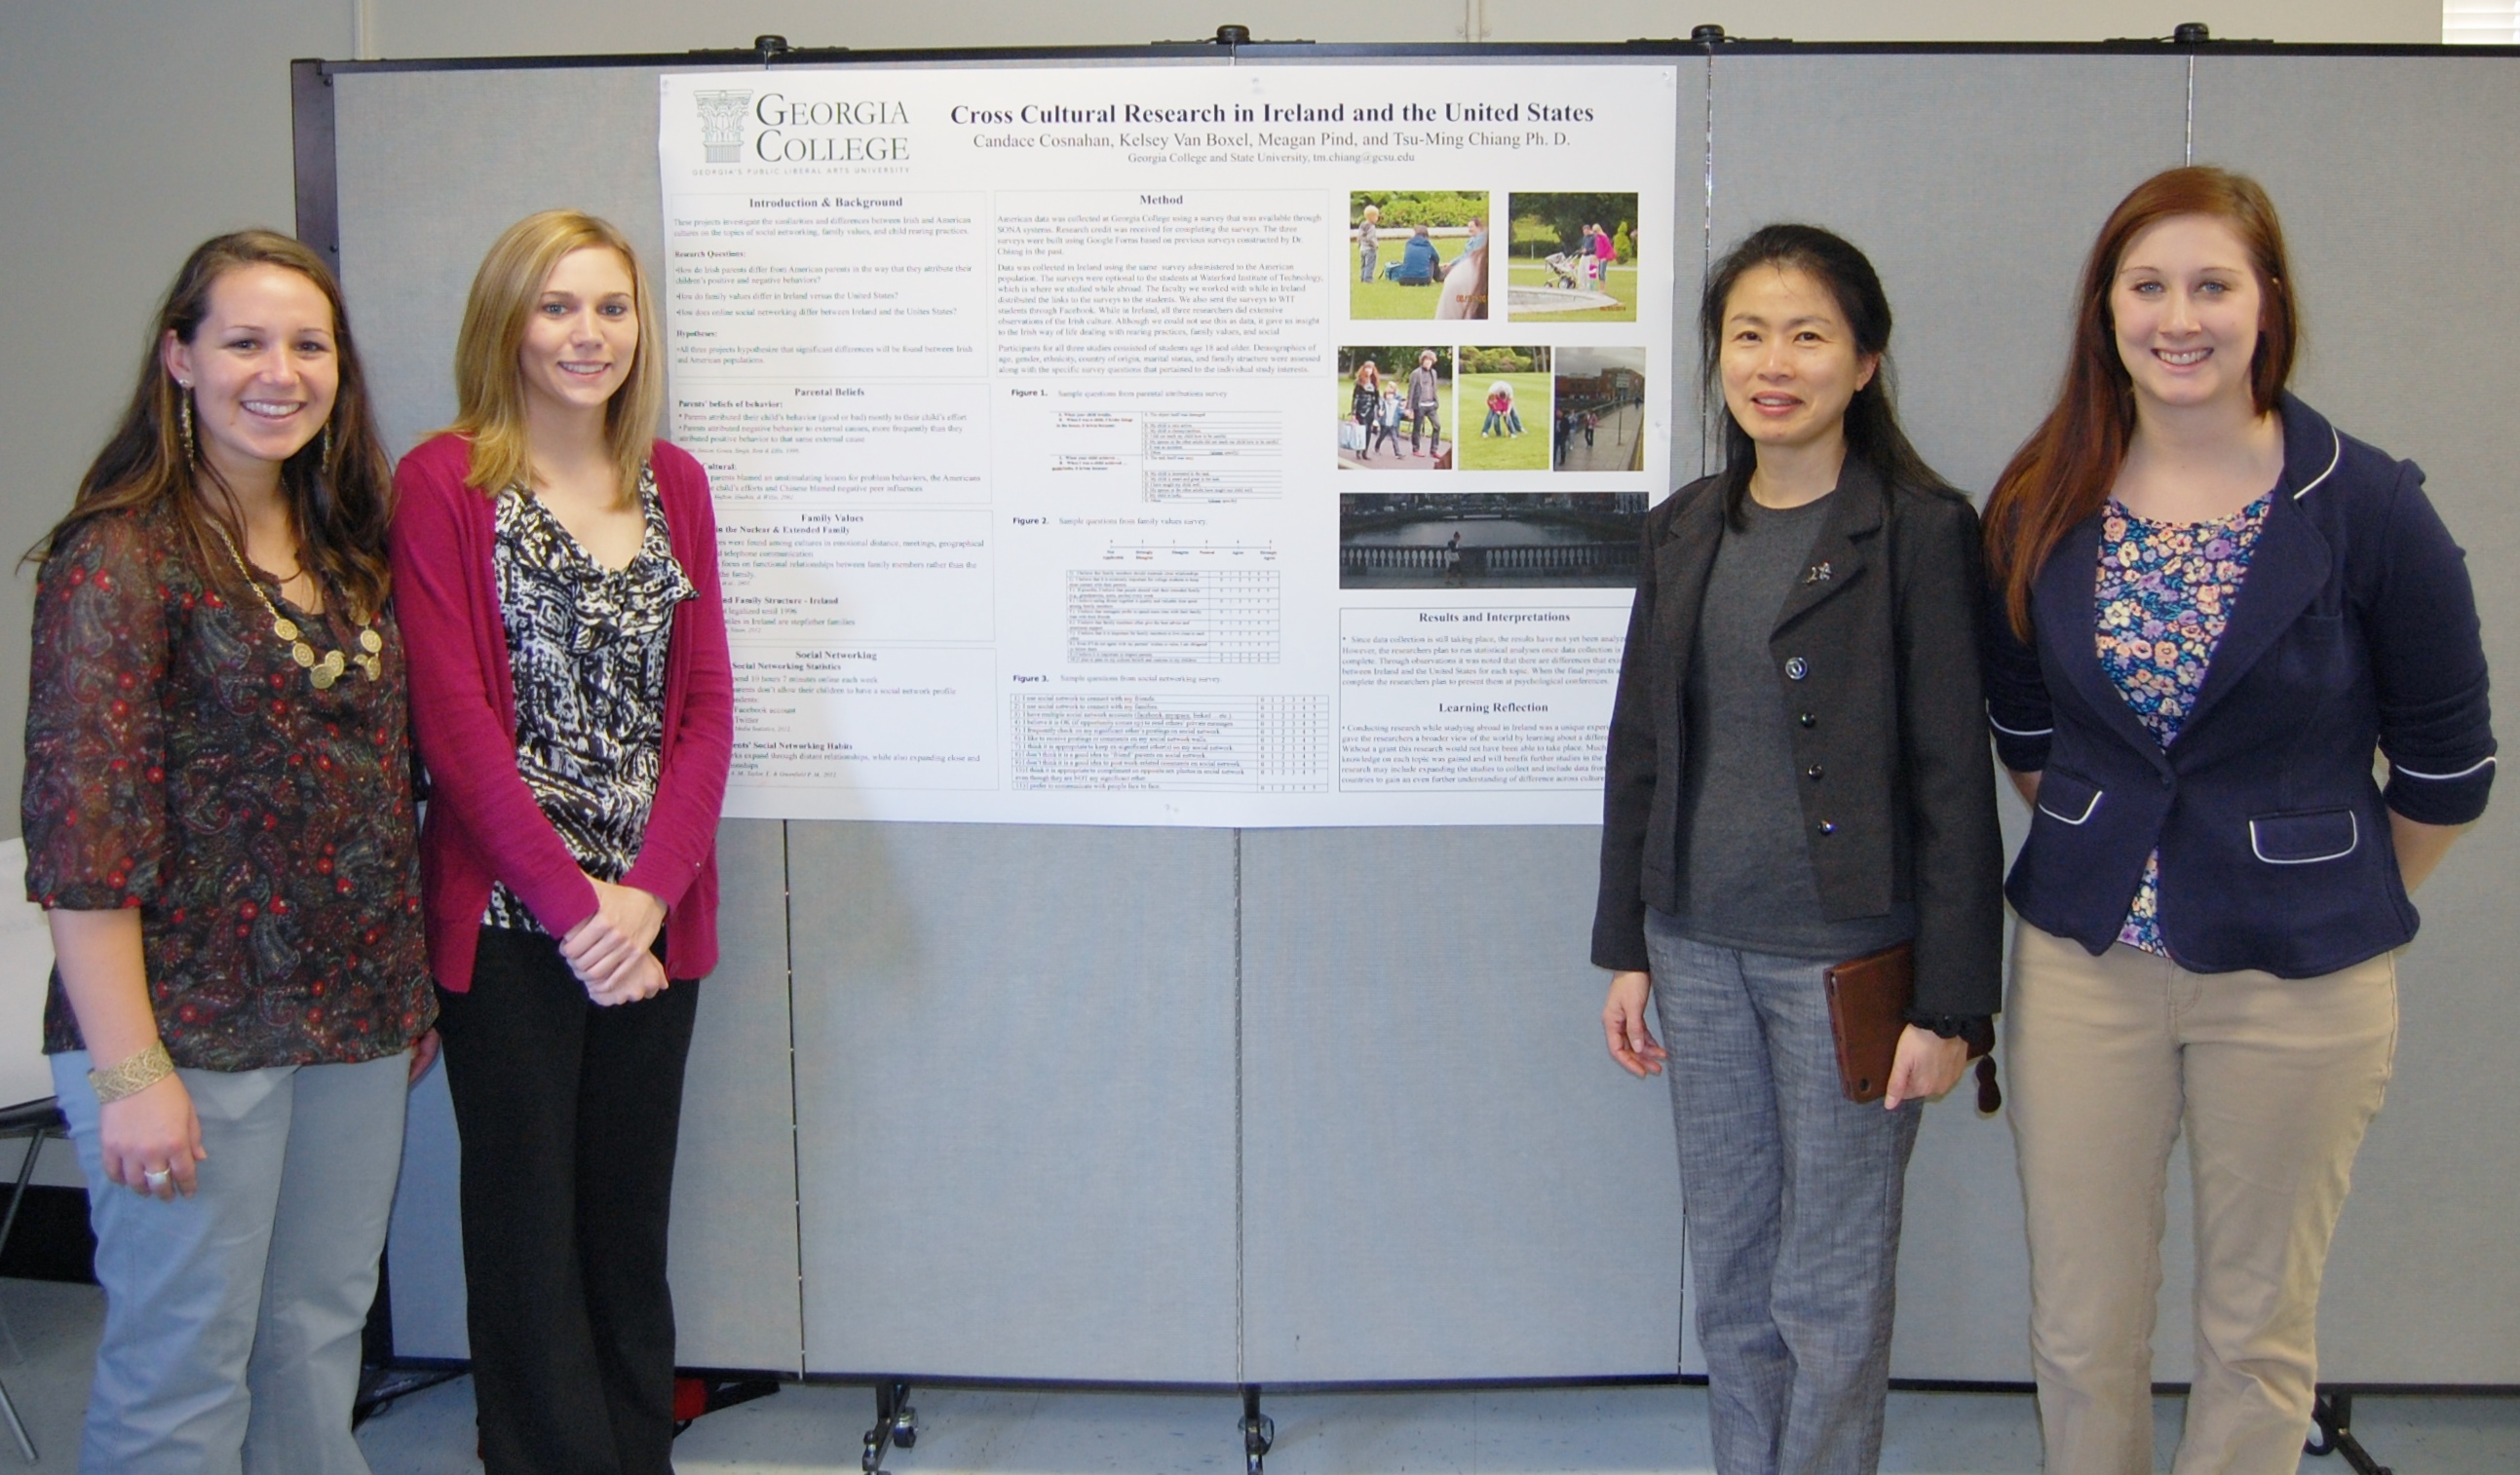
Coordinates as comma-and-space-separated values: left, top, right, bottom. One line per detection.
1337, 345, 1453, 469
1507, 192, 1638, 322
1339, 492, 1646, 588
1552, 346, 1648, 473
1350, 191, 1491, 321
1454, 347, 1551, 472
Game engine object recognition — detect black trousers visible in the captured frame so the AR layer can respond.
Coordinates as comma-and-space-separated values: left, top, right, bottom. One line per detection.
437, 927, 700, 1475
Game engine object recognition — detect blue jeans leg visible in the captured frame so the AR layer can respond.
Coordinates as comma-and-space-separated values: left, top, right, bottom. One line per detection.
1645, 921, 1922, 1475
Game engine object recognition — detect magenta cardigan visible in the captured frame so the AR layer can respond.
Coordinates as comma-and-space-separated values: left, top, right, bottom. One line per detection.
389, 433, 734, 992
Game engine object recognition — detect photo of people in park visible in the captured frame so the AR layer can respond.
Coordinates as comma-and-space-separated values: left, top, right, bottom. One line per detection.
1339, 492, 1649, 588
1504, 192, 1639, 322
1350, 191, 1491, 321
1338, 345, 1454, 469
1552, 346, 1648, 473
1453, 347, 1550, 473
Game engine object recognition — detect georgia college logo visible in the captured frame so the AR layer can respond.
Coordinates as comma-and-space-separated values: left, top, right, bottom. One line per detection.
694, 90, 753, 163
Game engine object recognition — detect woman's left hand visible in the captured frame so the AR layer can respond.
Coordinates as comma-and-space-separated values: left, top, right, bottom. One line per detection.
407, 1030, 441, 1085
1883, 1025, 1968, 1110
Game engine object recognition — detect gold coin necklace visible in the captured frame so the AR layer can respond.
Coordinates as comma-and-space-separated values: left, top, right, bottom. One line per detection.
211, 522, 382, 690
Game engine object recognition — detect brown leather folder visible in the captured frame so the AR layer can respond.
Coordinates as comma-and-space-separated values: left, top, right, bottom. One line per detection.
1822, 941, 2001, 1110
1823, 942, 1915, 1104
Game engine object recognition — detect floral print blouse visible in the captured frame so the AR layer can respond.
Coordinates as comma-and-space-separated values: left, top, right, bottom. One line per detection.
2094, 493, 2271, 954
22, 507, 434, 1070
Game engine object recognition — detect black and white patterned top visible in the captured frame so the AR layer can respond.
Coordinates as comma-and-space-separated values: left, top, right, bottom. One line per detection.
483, 467, 697, 931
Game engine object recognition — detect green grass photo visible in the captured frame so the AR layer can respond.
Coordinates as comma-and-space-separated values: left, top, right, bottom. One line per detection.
1454, 347, 1551, 473
1349, 190, 1491, 321
1503, 192, 1639, 322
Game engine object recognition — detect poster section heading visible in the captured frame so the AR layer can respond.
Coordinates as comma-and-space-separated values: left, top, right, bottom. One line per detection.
661, 64, 1678, 825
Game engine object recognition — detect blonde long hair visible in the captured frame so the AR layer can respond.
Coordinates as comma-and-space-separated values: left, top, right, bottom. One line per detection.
444, 209, 663, 497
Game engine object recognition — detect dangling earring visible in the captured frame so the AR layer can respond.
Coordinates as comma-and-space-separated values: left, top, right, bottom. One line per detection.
176, 382, 196, 463
320, 422, 334, 471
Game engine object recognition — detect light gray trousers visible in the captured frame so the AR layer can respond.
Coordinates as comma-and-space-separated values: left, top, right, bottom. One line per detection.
53, 1049, 411, 1475
1646, 918, 1923, 1475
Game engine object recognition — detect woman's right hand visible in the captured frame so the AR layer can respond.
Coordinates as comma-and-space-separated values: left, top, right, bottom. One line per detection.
560, 875, 667, 993
585, 948, 668, 1007
97, 1072, 206, 1198
48, 908, 204, 1198
1603, 969, 1667, 1078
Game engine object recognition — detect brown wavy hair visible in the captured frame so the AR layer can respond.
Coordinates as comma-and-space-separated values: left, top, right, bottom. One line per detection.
34, 231, 394, 620
1982, 167, 2298, 638
443, 209, 663, 499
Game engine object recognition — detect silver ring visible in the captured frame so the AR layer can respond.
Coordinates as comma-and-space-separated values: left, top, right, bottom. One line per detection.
143, 1168, 172, 1190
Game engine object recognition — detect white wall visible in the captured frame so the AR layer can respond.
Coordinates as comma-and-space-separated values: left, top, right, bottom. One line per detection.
0, 0, 2439, 834
0, 0, 349, 840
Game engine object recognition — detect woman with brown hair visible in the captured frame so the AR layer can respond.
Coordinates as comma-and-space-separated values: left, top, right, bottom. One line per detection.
391, 209, 732, 1474
1983, 167, 2494, 1473
1349, 358, 1381, 456
24, 230, 432, 1471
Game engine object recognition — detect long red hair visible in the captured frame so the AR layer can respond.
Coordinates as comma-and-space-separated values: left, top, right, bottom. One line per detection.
1983, 167, 2299, 637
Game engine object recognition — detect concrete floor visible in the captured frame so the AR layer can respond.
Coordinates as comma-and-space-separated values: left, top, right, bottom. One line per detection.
5, 1277, 2517, 1472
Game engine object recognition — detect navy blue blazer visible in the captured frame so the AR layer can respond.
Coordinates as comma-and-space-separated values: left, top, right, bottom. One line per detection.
1985, 395, 2496, 977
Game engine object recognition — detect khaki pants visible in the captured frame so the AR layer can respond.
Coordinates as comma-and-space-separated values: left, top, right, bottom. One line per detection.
2005, 924, 2396, 1475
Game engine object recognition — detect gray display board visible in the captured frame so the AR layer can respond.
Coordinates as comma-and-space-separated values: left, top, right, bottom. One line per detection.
331, 41, 2519, 1387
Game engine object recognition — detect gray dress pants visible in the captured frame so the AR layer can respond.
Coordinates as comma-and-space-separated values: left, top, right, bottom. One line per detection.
1645, 917, 1923, 1475
54, 1049, 411, 1475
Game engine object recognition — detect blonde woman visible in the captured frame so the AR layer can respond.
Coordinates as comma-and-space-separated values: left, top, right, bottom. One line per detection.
25, 230, 430, 1471
390, 209, 732, 1474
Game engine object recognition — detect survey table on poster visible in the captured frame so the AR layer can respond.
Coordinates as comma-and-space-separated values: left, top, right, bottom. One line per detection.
658, 63, 1678, 824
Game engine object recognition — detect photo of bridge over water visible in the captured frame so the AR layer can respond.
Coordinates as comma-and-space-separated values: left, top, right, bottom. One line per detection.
1339, 492, 1649, 588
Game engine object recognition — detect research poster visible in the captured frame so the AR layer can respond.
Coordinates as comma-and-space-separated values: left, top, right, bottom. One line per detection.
658, 63, 1678, 824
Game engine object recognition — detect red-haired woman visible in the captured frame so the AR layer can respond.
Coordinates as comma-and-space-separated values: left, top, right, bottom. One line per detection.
1982, 167, 2494, 1474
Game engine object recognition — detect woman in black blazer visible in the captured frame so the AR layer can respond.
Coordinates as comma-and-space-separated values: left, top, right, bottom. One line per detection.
1595, 224, 2003, 1475
1982, 167, 2494, 1475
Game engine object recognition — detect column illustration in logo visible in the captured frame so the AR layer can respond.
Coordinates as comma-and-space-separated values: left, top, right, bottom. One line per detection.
695, 91, 753, 163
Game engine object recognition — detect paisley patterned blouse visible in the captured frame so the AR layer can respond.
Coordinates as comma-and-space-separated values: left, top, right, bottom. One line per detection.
2094, 493, 2270, 953
482, 472, 695, 931
23, 507, 434, 1070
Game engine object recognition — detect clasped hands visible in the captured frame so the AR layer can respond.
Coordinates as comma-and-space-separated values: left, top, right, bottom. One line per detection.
560, 874, 668, 1005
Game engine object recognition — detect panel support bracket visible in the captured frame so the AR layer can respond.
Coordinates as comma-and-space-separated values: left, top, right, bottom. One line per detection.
2305, 1390, 2394, 1475
1240, 1384, 1276, 1474
861, 1379, 917, 1473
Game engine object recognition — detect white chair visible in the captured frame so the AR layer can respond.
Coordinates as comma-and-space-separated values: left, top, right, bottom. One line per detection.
0, 1095, 62, 1461
0, 840, 60, 1460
